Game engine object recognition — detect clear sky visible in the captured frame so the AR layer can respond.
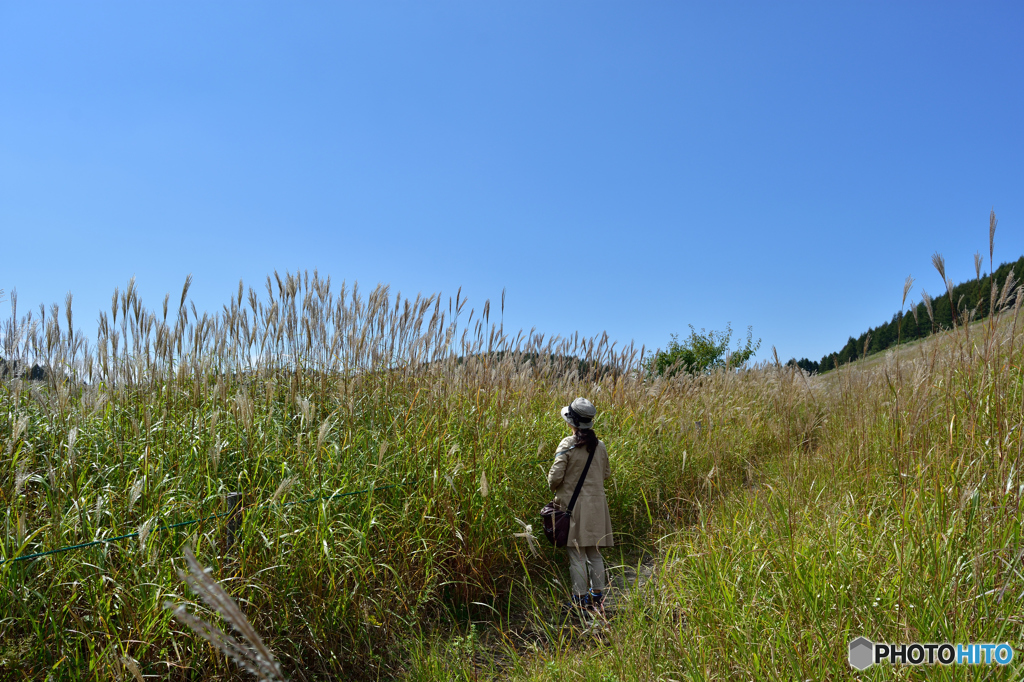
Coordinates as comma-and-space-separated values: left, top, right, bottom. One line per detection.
2, 2, 1022, 364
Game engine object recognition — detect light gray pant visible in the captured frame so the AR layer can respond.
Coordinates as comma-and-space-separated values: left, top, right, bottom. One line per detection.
567, 545, 607, 595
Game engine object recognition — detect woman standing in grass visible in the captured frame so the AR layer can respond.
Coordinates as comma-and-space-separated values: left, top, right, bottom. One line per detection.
547, 397, 614, 612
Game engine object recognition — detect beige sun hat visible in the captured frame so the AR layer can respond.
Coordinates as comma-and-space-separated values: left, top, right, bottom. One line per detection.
561, 397, 597, 429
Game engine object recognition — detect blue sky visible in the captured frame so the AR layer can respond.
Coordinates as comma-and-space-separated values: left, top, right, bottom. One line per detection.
2, 2, 1022, 364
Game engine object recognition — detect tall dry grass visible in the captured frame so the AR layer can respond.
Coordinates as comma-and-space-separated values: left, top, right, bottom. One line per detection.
0, 271, 782, 679
5, 232, 1020, 680
505, 248, 1024, 681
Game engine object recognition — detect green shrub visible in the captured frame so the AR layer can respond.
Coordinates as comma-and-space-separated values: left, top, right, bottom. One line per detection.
645, 323, 761, 377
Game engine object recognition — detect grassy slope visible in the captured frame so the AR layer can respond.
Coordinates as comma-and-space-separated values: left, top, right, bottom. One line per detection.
823, 307, 1019, 375
1, 274, 791, 681
2, 272, 1022, 680
493, 309, 1024, 680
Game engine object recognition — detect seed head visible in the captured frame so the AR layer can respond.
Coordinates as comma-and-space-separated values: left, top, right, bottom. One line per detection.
990, 209, 998, 265
902, 275, 915, 308
931, 252, 946, 283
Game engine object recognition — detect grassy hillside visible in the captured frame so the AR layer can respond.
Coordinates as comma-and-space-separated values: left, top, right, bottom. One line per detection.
791, 215, 1024, 374
502, 288, 1024, 680
0, 273, 778, 680
2, 265, 1022, 680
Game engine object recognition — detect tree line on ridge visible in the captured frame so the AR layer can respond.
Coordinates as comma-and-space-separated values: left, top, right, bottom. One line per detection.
789, 255, 1024, 374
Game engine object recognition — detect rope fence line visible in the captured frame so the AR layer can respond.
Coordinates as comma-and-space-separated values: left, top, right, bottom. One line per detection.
2, 457, 559, 567
1, 512, 230, 565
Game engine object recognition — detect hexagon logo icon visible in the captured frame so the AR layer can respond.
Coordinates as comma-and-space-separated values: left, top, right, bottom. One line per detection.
849, 637, 874, 670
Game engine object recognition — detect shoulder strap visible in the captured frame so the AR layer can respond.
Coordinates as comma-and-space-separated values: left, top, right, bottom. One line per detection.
566, 446, 596, 515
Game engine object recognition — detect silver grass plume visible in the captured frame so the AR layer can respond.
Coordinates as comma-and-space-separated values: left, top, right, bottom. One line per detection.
974, 252, 983, 281
990, 209, 997, 267
316, 417, 334, 454
180, 274, 193, 311
137, 517, 156, 552
208, 439, 224, 477
91, 391, 108, 417
991, 276, 1000, 319
92, 494, 105, 530
129, 478, 144, 508
164, 546, 286, 682
295, 396, 312, 424
14, 460, 30, 496
233, 390, 253, 431
7, 414, 28, 456
921, 290, 934, 323
122, 656, 144, 682
513, 518, 539, 557
67, 426, 79, 471
998, 270, 1018, 311
931, 252, 946, 284
270, 477, 295, 504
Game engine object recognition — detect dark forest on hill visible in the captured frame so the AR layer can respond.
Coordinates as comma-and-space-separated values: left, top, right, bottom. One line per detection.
789, 255, 1024, 374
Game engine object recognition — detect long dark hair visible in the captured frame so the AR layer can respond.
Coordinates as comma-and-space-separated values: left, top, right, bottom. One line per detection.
573, 428, 599, 457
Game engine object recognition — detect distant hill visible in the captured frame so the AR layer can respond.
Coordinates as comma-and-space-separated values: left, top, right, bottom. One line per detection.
789, 255, 1024, 374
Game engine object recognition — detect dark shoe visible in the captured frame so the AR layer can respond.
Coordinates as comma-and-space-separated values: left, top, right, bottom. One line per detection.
562, 593, 590, 613
588, 589, 605, 612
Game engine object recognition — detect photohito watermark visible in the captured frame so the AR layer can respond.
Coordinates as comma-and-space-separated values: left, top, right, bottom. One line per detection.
848, 637, 1014, 670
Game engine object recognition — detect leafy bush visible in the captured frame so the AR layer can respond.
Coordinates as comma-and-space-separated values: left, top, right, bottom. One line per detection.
645, 323, 761, 377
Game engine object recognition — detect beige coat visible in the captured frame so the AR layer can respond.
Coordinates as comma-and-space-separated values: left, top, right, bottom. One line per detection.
547, 435, 614, 547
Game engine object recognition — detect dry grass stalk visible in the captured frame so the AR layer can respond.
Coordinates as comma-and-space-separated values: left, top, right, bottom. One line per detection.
931, 252, 946, 284
902, 275, 914, 308
164, 546, 286, 682
989, 209, 997, 266
998, 270, 1018, 311
208, 439, 224, 477
122, 656, 144, 682
316, 418, 333, 454
14, 460, 30, 496
921, 290, 934, 325
128, 478, 144, 508
137, 517, 155, 552
513, 518, 539, 557
7, 414, 28, 456
270, 477, 295, 504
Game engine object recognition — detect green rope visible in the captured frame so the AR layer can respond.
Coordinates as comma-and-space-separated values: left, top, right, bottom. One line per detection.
1, 479, 418, 566
0, 512, 227, 565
